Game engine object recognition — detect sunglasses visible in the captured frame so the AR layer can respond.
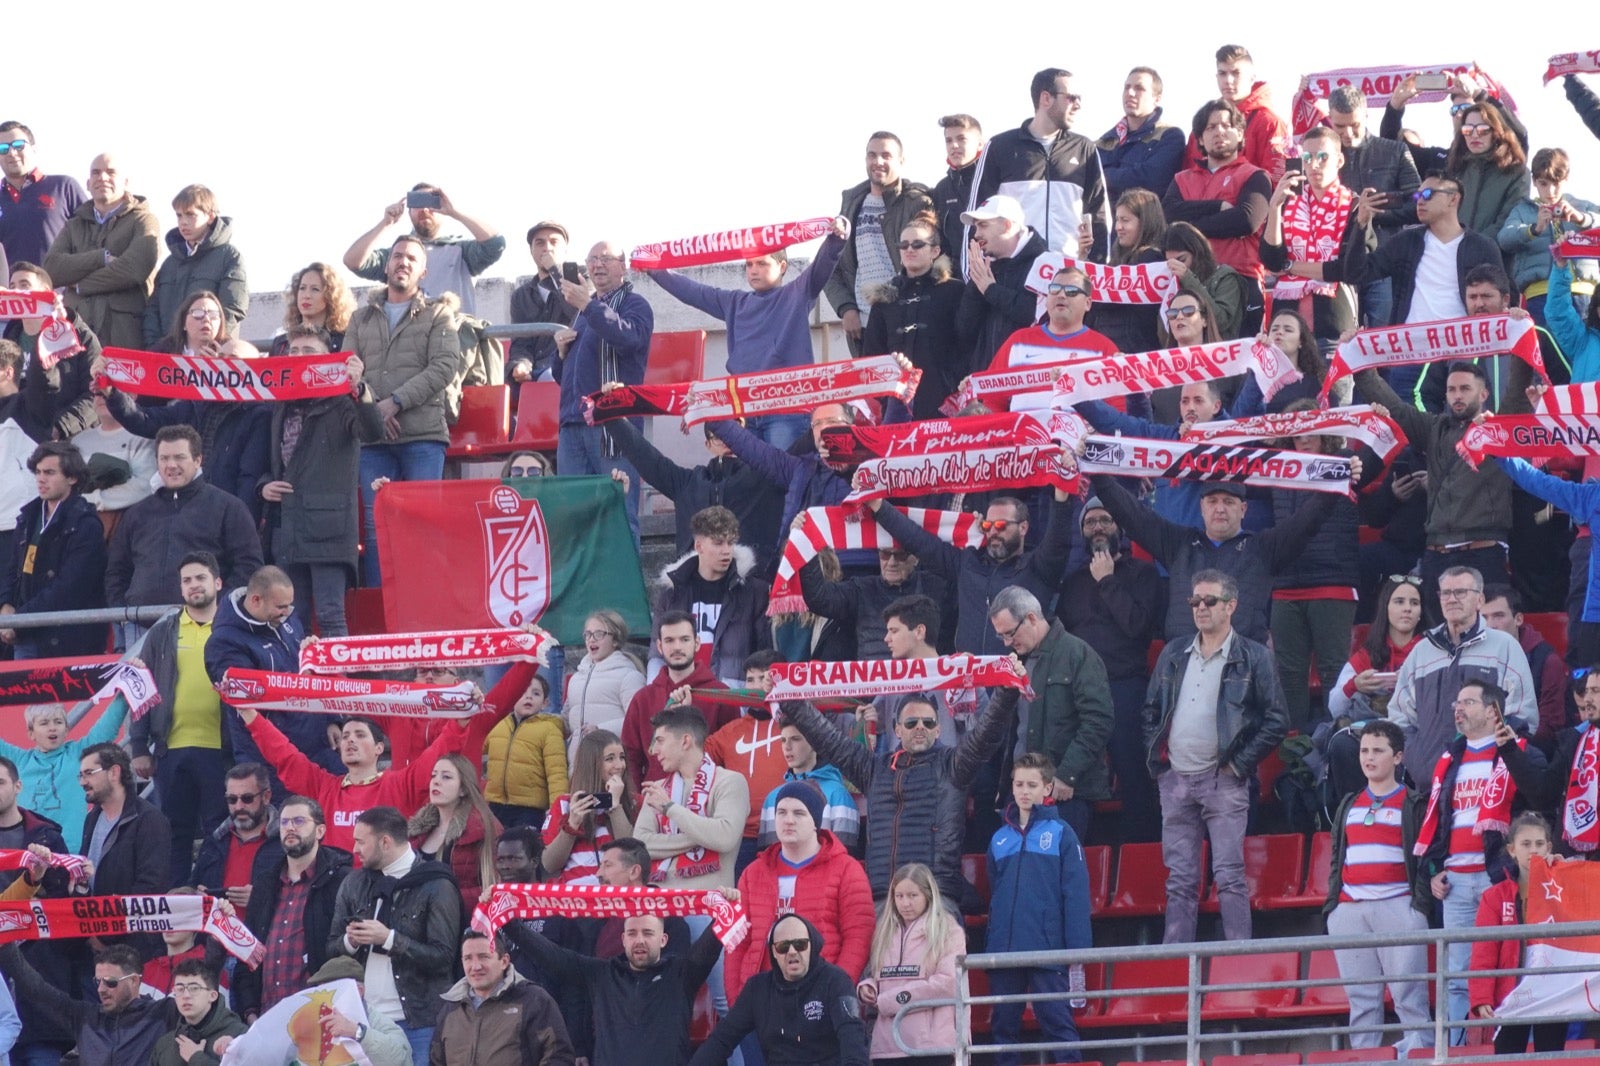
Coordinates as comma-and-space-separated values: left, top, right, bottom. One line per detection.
0, 140, 27, 155
1362, 800, 1385, 827
224, 791, 261, 807
508, 464, 544, 477
773, 939, 812, 955
1387, 574, 1423, 587
1187, 595, 1234, 608
1460, 123, 1492, 136
900, 717, 939, 730
1168, 305, 1202, 319
877, 549, 911, 560
97, 974, 137, 989
1413, 188, 1457, 202
1449, 102, 1476, 117
1302, 151, 1332, 164
979, 519, 1012, 532
897, 240, 933, 251
1046, 283, 1088, 297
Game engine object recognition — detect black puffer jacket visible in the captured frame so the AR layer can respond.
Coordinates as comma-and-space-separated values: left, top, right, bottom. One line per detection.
653, 546, 771, 682
2, 943, 176, 1066
327, 855, 461, 1029
232, 844, 353, 1018
688, 914, 868, 1066
1141, 629, 1290, 779
143, 216, 248, 345
103, 474, 263, 607
783, 688, 1017, 902
860, 262, 966, 418
1268, 473, 1361, 592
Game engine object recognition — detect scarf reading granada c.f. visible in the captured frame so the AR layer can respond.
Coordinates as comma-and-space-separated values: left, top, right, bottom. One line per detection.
96, 347, 353, 402
630, 217, 835, 270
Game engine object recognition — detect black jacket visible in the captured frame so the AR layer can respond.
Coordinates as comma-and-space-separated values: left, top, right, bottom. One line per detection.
328, 854, 462, 1028
508, 269, 580, 380
689, 915, 868, 1066
798, 559, 952, 659
507, 918, 722, 1066
189, 806, 285, 894
783, 688, 1017, 902
264, 387, 384, 571
1141, 629, 1290, 778
1417, 733, 1545, 880
931, 164, 977, 272
1344, 222, 1503, 328
1086, 247, 1166, 354
2, 943, 177, 1066
143, 216, 248, 345
1056, 546, 1163, 680
232, 843, 353, 1018
105, 392, 271, 520
860, 264, 967, 417
1338, 134, 1422, 239
607, 416, 783, 573
1269, 474, 1362, 591
966, 123, 1111, 266
1, 309, 99, 440
653, 547, 771, 681
104, 474, 262, 607
955, 230, 1049, 369
83, 792, 172, 957
0, 491, 107, 655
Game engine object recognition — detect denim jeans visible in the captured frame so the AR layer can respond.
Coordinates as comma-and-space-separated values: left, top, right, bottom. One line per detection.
359, 441, 446, 585
747, 414, 808, 451
1441, 868, 1492, 1044
402, 1023, 434, 1066
1158, 767, 1252, 943
556, 424, 641, 546
285, 562, 351, 637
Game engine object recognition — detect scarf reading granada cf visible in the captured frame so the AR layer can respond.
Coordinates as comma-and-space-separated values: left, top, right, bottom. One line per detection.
766, 655, 1032, 703
630, 217, 834, 270
1320, 315, 1545, 405
96, 347, 352, 402
0, 894, 264, 965
820, 413, 1079, 504
1456, 384, 1600, 469
1023, 254, 1178, 305
475, 883, 751, 949
299, 627, 550, 674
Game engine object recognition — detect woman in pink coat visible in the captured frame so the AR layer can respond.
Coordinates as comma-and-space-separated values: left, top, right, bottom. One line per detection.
858, 862, 966, 1063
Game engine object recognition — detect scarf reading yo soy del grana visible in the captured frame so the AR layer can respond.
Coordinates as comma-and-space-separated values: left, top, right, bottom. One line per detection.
475, 882, 750, 949
1321, 315, 1545, 405
766, 655, 1033, 704
769, 505, 983, 616
583, 354, 919, 429
96, 347, 353, 402
217, 669, 483, 719
1456, 383, 1600, 469
0, 290, 82, 369
629, 217, 835, 270
1180, 404, 1408, 463
300, 627, 549, 674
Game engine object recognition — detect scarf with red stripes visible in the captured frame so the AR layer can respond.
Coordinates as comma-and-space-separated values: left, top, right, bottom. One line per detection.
1457, 384, 1600, 469
630, 218, 834, 270
1564, 723, 1599, 853
770, 505, 982, 616
767, 654, 1032, 703
1049, 338, 1303, 408
1322, 315, 1545, 405
96, 348, 353, 401
0, 289, 83, 369
1181, 404, 1407, 462
1273, 184, 1354, 300
822, 413, 1079, 504
299, 627, 549, 673
475, 882, 750, 948
1415, 739, 1523, 856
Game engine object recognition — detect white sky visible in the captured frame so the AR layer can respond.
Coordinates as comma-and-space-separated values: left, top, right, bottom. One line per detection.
28, 7, 1599, 296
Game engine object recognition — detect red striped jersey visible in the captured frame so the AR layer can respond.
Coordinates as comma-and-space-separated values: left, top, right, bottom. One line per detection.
1340, 786, 1410, 902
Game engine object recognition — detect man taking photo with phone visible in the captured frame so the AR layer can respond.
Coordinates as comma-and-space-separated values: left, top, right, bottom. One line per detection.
343, 183, 505, 316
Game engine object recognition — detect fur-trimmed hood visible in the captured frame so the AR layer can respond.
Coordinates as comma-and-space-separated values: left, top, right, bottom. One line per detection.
864, 257, 955, 307
656, 543, 759, 589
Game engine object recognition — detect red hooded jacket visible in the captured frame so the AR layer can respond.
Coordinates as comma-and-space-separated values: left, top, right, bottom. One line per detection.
620, 661, 734, 787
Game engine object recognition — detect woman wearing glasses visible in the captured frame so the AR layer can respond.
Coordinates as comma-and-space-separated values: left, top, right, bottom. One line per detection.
861, 213, 963, 420
1445, 105, 1531, 239
562, 609, 644, 762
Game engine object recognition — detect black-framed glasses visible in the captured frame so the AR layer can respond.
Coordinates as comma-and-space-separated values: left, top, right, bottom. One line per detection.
773, 939, 812, 955
897, 240, 933, 251
1438, 587, 1480, 600
877, 549, 911, 561
995, 619, 1023, 645
900, 717, 939, 730
225, 791, 261, 807
1187, 595, 1234, 608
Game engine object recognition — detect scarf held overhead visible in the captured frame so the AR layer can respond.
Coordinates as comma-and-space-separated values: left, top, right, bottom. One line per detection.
0, 894, 264, 966
767, 654, 1032, 703
1074, 430, 1355, 496
630, 217, 835, 270
300, 627, 549, 674
770, 505, 983, 616
475, 882, 750, 949
0, 659, 158, 719
1457, 383, 1600, 468
1025, 254, 1177, 305
0, 849, 89, 887
1292, 63, 1512, 133
1050, 338, 1303, 408
1556, 227, 1600, 259
1546, 51, 1600, 84
0, 289, 83, 369
1322, 315, 1545, 405
96, 347, 353, 402
1181, 404, 1408, 462
216, 669, 483, 719
584, 354, 919, 429
824, 413, 1078, 504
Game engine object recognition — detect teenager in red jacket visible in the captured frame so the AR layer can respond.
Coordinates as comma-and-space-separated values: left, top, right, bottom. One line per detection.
726, 781, 874, 1004
1468, 812, 1567, 1054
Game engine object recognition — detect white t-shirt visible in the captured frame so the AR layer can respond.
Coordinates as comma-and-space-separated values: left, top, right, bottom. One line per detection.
1406, 231, 1467, 324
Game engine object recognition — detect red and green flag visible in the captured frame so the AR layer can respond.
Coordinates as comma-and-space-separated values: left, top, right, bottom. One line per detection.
374, 476, 650, 644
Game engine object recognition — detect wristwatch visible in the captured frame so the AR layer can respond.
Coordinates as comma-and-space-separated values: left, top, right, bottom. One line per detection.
354, 1023, 368, 1043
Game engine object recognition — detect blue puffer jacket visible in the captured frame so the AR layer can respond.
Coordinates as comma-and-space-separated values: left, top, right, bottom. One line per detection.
985, 802, 1091, 958
1545, 264, 1600, 384
1498, 457, 1600, 622
1498, 196, 1600, 294
0, 695, 129, 852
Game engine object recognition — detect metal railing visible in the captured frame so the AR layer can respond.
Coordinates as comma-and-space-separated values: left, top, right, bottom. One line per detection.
482, 322, 563, 340
882, 919, 1600, 1066
0, 605, 174, 725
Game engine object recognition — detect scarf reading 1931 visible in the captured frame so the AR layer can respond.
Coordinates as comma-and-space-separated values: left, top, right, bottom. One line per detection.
822, 413, 1078, 504
300, 628, 549, 674
630, 218, 835, 270
0, 289, 83, 369
475, 882, 750, 949
584, 355, 918, 429
1457, 383, 1600, 469
1049, 338, 1303, 408
1024, 254, 1177, 305
97, 348, 353, 402
1274, 185, 1355, 300
1180, 404, 1408, 463
216, 669, 483, 719
1321, 315, 1545, 405
0, 894, 264, 965
1564, 724, 1599, 853
767, 655, 1032, 703
0, 660, 158, 719
770, 506, 982, 616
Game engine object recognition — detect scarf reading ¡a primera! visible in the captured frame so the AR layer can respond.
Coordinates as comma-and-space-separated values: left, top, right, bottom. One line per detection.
823, 413, 1079, 504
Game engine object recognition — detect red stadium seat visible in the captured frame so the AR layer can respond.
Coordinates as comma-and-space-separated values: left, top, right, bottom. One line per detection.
1213, 1055, 1301, 1066
1306, 1050, 1398, 1063
446, 384, 510, 458
1268, 950, 1347, 1019
1081, 957, 1188, 1028
1201, 951, 1299, 1020
689, 984, 717, 1043
488, 381, 560, 455
960, 853, 990, 930
1264, 832, 1332, 910
1525, 611, 1569, 658
1084, 844, 1111, 917
645, 329, 706, 386
1202, 834, 1306, 912
1107, 841, 1202, 918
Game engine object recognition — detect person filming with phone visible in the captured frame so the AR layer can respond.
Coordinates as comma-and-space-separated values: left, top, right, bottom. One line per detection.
342, 183, 505, 316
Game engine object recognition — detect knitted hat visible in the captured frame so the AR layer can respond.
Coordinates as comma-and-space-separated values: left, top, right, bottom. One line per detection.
771, 781, 824, 827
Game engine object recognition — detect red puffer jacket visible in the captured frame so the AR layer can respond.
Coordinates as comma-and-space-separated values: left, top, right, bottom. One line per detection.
727, 830, 875, 1003
1468, 877, 1524, 1012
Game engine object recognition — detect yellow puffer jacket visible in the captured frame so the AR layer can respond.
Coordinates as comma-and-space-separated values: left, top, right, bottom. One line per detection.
483, 712, 569, 809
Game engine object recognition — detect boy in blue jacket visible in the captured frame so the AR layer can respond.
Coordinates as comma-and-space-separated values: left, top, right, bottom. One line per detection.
985, 752, 1092, 1065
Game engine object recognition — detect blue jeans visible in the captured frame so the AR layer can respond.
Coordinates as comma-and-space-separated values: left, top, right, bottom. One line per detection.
1441, 868, 1492, 1044
1360, 278, 1394, 330
556, 424, 641, 546
15, 1043, 68, 1066
403, 1024, 433, 1066
359, 441, 446, 586
747, 413, 808, 451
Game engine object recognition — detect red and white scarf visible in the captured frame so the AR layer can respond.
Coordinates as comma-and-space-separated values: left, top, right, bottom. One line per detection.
1416, 740, 1523, 855
0, 848, 89, 888
1457, 384, 1600, 468
0, 659, 159, 719
1546, 51, 1600, 84
770, 505, 982, 616
630, 217, 834, 270
1024, 254, 1178, 305
767, 655, 1032, 703
659, 755, 721, 880
0, 289, 84, 369
1048, 338, 1302, 408
1321, 315, 1546, 406
474, 882, 750, 949
1181, 404, 1408, 463
216, 669, 483, 719
1273, 184, 1354, 300
97, 347, 353, 402
300, 627, 549, 674
584, 355, 918, 429
0, 894, 264, 966
942, 357, 1087, 415
1555, 227, 1600, 259
1294, 63, 1512, 134
1076, 431, 1355, 496
1564, 724, 1600, 853
822, 413, 1079, 505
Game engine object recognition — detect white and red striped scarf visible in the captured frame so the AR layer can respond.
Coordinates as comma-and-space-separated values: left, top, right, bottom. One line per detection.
1563, 724, 1599, 853
1456, 383, 1600, 469
1273, 184, 1354, 300
767, 654, 1032, 703
1049, 338, 1302, 408
97, 347, 353, 402
822, 413, 1079, 505
216, 669, 483, 718
584, 354, 918, 429
1024, 254, 1178, 305
1546, 51, 1600, 84
475, 882, 750, 948
630, 217, 834, 270
0, 894, 264, 965
770, 506, 982, 616
0, 289, 83, 369
300, 627, 549, 674
1181, 404, 1408, 462
1556, 227, 1600, 259
659, 754, 721, 880
1415, 740, 1523, 856
0, 848, 88, 887
1077, 433, 1355, 496
1293, 63, 1513, 134
1322, 315, 1546, 405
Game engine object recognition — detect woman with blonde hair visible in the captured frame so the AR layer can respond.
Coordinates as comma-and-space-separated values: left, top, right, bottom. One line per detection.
270, 262, 354, 353
563, 609, 644, 761
408, 752, 501, 912
857, 863, 965, 1064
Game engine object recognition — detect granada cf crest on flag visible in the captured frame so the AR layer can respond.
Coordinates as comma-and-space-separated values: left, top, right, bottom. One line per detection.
476, 485, 552, 627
